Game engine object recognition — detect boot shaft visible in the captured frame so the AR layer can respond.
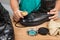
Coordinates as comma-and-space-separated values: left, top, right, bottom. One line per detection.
0, 3, 9, 22
40, 0, 56, 13
0, 3, 5, 22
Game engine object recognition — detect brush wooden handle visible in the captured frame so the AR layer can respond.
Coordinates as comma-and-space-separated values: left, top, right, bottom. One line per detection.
22, 11, 28, 16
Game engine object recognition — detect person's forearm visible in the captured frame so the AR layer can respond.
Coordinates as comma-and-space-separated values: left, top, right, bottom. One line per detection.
55, 0, 60, 11
10, 0, 19, 12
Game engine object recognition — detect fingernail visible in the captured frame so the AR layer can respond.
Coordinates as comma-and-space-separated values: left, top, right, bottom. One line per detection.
47, 12, 49, 14
49, 17, 51, 19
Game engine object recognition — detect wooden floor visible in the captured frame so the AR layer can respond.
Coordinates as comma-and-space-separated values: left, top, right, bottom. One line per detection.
12, 18, 60, 40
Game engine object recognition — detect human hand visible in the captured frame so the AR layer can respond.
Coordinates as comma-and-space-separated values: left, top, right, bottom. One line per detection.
13, 10, 28, 22
13, 10, 24, 22
47, 8, 59, 20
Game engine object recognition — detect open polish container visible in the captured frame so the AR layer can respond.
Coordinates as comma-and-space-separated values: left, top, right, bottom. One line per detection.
27, 28, 38, 36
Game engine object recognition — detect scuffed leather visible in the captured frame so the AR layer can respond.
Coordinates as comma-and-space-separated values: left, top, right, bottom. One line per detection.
0, 3, 14, 40
20, 13, 54, 26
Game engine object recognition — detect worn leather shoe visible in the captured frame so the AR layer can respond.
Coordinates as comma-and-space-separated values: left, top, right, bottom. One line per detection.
19, 13, 54, 26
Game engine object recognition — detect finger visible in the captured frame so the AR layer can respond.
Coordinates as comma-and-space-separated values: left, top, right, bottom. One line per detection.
47, 11, 57, 14
18, 11, 24, 18
13, 16, 18, 22
13, 14, 20, 22
14, 13, 20, 19
13, 16, 20, 22
13, 16, 17, 22
49, 11, 57, 14
49, 14, 58, 19
50, 9, 56, 12
50, 12, 56, 14
52, 17, 58, 21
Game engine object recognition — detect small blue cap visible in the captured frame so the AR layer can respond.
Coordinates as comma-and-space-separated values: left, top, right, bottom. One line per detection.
27, 29, 37, 36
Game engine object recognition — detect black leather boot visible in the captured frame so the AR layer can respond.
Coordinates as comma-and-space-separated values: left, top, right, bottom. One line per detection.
0, 3, 14, 40
19, 0, 56, 26
39, 0, 56, 13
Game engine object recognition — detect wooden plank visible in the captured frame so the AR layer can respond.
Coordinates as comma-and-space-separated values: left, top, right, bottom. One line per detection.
11, 18, 60, 40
